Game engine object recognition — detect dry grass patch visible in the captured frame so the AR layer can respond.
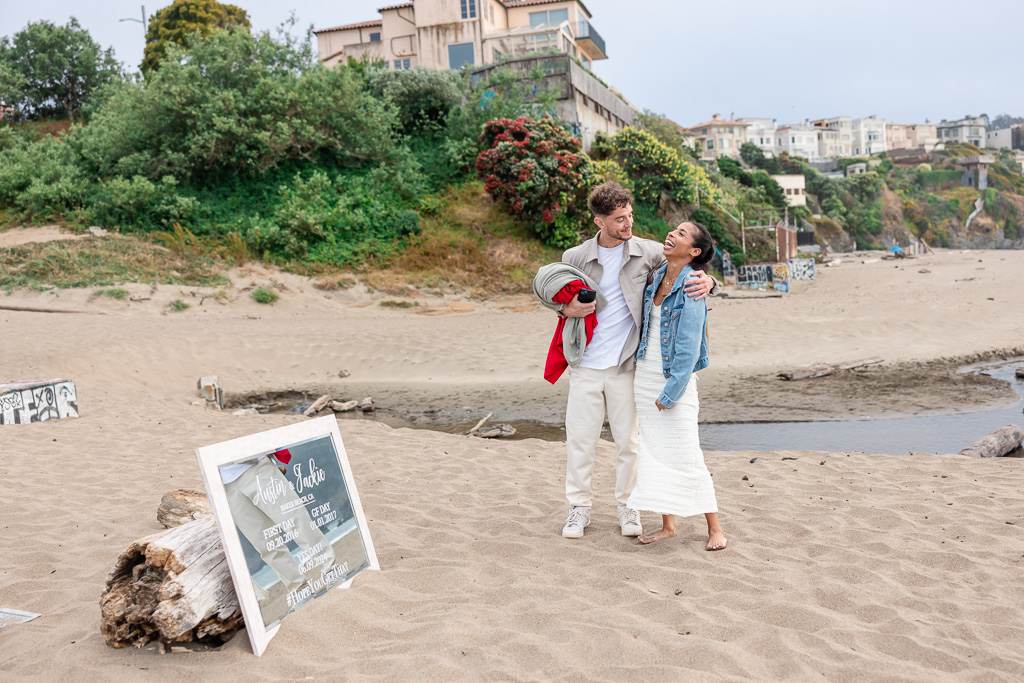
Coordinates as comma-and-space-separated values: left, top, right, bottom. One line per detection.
0, 235, 227, 290
375, 181, 560, 297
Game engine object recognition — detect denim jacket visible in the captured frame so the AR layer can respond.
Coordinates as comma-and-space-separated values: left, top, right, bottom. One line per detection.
635, 263, 709, 408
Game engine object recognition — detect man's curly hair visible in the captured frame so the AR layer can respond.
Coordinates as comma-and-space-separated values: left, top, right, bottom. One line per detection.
587, 184, 632, 217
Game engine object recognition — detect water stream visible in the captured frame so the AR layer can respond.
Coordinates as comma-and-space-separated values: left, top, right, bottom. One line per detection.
271, 360, 1024, 456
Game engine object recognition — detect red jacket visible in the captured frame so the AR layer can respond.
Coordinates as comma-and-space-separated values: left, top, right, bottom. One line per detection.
544, 280, 598, 384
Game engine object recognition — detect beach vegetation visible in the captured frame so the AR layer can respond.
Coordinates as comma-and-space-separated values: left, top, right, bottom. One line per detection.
0, 236, 225, 290
143, 0, 250, 73
168, 299, 190, 311
96, 287, 130, 299
251, 286, 277, 304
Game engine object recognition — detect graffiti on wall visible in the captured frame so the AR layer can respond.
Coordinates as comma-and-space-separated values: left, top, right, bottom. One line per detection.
0, 379, 79, 425
788, 258, 816, 280
773, 263, 790, 293
721, 252, 737, 285
737, 264, 774, 287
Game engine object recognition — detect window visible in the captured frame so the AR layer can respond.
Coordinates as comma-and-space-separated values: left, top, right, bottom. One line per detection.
530, 8, 569, 27
393, 60, 400, 69
369, 32, 381, 42
791, 137, 795, 143
707, 139, 714, 150
447, 42, 474, 69
461, 0, 477, 19
582, 56, 591, 70
403, 58, 410, 69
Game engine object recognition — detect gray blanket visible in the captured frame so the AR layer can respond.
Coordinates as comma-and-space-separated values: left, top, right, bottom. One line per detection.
532, 263, 607, 368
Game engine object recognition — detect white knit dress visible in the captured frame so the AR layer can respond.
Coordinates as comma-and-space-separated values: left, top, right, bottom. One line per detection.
626, 305, 718, 518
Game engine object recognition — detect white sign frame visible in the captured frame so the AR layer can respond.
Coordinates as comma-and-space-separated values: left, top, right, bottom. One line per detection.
196, 415, 379, 656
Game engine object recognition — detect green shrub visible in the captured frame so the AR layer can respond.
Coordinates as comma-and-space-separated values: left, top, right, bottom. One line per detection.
251, 286, 277, 304
476, 115, 595, 249
96, 287, 129, 299
367, 68, 462, 135
168, 299, 189, 311
87, 175, 197, 231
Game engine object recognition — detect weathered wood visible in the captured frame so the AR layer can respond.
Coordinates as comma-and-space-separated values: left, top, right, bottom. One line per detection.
473, 424, 517, 439
329, 400, 359, 412
303, 394, 331, 417
157, 489, 212, 529
960, 425, 1024, 458
360, 397, 375, 412
777, 357, 884, 381
100, 516, 242, 649
467, 412, 493, 435
1016, 366, 1024, 379
0, 304, 99, 314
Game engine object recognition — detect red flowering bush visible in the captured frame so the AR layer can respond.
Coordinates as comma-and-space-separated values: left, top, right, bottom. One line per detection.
476, 115, 595, 248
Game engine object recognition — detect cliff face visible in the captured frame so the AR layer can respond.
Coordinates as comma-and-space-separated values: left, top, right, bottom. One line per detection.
948, 191, 1024, 249
879, 189, 922, 248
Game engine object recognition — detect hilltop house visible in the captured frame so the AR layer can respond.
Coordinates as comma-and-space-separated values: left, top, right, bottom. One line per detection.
986, 124, 1024, 150
314, 1, 607, 72
810, 117, 853, 158
775, 123, 818, 160
906, 123, 938, 150
885, 123, 911, 151
937, 115, 987, 147
313, 1, 627, 151
851, 115, 887, 156
688, 114, 748, 160
737, 117, 776, 156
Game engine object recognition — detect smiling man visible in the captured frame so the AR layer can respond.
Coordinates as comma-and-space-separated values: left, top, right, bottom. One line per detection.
556, 184, 717, 538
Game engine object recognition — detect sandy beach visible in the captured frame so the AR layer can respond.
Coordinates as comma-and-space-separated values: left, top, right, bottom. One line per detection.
2, 240, 1024, 680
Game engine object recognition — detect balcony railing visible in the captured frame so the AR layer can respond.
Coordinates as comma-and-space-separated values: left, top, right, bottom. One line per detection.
575, 21, 606, 59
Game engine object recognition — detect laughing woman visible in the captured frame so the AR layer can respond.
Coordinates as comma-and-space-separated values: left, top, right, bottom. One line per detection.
626, 221, 727, 550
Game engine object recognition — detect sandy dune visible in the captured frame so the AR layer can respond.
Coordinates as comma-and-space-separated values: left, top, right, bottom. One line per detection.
1, 248, 1024, 679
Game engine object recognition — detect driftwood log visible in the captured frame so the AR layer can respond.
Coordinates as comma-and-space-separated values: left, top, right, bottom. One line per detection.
1016, 366, 1024, 380
777, 357, 884, 381
329, 400, 359, 412
303, 394, 331, 417
360, 397, 375, 412
157, 489, 213, 529
960, 425, 1024, 458
100, 515, 242, 649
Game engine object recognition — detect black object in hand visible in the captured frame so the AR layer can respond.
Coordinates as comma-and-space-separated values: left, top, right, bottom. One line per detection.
576, 287, 596, 304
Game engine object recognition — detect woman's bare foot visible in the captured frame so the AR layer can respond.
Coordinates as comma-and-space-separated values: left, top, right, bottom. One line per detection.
705, 531, 728, 551
638, 528, 676, 544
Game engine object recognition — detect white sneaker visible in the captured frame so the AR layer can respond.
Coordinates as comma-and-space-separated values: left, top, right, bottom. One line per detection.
561, 506, 591, 538
618, 505, 642, 536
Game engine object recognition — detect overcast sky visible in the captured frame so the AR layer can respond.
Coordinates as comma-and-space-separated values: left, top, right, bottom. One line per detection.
4, 0, 1022, 126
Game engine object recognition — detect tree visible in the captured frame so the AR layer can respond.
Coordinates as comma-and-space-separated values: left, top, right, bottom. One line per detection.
740, 141, 780, 175
143, 0, 250, 72
635, 109, 686, 151
0, 18, 120, 120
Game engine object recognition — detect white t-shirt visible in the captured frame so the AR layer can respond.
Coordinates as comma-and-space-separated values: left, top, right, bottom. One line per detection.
579, 242, 634, 370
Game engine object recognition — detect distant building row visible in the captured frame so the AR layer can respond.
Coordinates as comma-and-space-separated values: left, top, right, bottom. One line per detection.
688, 114, 1022, 161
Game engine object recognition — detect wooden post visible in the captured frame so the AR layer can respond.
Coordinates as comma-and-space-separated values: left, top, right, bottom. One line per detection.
741, 211, 746, 254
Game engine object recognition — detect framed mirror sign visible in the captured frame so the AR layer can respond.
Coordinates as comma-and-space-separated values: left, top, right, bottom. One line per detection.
196, 415, 379, 656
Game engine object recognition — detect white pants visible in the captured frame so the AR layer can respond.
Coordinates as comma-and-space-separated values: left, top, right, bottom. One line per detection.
564, 365, 639, 508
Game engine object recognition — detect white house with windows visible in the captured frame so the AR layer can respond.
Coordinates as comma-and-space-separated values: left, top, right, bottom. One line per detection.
771, 174, 807, 207
313, 1, 607, 73
687, 114, 749, 160
737, 117, 776, 156
810, 116, 853, 158
937, 115, 988, 148
851, 115, 887, 156
775, 123, 818, 160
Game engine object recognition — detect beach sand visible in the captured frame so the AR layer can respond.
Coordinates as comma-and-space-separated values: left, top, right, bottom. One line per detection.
2, 243, 1024, 679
